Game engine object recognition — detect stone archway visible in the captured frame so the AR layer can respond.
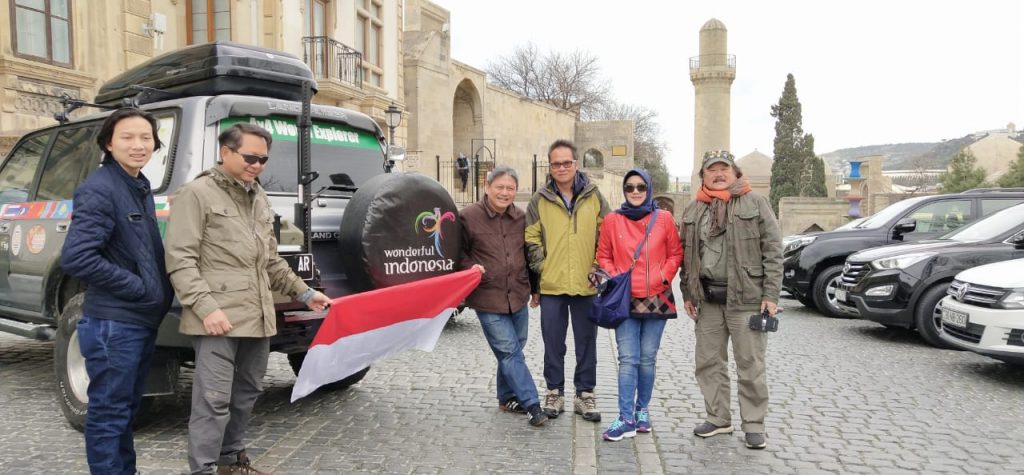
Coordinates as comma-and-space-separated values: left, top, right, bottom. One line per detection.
583, 148, 603, 169
453, 79, 482, 161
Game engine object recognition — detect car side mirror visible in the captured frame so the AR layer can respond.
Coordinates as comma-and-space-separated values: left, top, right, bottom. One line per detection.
892, 217, 917, 240
1012, 233, 1024, 249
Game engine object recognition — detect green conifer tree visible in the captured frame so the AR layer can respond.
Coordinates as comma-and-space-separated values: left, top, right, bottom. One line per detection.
997, 144, 1024, 188
938, 149, 987, 193
769, 74, 805, 214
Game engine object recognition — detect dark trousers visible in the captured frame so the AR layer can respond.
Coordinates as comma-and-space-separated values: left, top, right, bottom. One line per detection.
78, 316, 158, 475
540, 294, 597, 395
188, 336, 270, 474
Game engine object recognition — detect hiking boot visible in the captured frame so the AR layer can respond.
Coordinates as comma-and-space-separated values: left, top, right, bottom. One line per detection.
499, 398, 527, 414
693, 421, 734, 438
602, 416, 637, 441
216, 450, 270, 475
542, 389, 564, 418
526, 404, 548, 427
635, 407, 652, 433
574, 391, 601, 422
745, 432, 767, 449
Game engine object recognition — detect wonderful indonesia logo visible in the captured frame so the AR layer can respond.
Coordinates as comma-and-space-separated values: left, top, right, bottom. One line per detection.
381, 207, 457, 275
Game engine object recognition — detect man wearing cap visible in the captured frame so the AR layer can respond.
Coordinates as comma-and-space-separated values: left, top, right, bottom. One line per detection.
678, 150, 782, 450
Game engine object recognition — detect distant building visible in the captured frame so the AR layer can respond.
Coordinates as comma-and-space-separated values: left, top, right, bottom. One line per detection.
735, 150, 772, 197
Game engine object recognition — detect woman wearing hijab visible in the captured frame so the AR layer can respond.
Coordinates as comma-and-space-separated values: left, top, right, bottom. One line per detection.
595, 169, 683, 441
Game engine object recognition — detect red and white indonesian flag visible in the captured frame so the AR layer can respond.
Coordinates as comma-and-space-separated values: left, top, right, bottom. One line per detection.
291, 269, 481, 402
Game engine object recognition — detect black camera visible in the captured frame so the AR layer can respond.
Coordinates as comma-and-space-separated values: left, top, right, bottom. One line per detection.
748, 310, 779, 332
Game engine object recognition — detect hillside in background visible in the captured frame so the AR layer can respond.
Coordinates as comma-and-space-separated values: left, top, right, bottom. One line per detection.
820, 135, 978, 172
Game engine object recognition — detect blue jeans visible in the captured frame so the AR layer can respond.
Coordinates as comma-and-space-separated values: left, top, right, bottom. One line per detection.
77, 316, 158, 475
614, 317, 667, 421
477, 306, 539, 408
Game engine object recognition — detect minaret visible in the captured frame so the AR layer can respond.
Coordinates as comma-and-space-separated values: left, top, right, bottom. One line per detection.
689, 18, 736, 193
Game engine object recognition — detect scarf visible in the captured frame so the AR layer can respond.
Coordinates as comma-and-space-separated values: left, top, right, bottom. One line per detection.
695, 178, 752, 236
616, 168, 656, 221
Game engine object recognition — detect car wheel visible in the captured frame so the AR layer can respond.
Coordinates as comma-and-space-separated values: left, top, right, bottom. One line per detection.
54, 293, 89, 432
287, 352, 369, 391
914, 283, 956, 349
811, 264, 848, 318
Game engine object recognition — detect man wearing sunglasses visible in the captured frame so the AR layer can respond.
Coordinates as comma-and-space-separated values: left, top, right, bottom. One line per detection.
678, 150, 782, 450
165, 123, 331, 474
526, 139, 610, 422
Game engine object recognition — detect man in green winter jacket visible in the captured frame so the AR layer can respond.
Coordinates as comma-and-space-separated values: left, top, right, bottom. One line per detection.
525, 139, 610, 422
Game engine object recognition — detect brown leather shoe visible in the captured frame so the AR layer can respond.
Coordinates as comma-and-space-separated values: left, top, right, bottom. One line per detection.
216, 450, 271, 475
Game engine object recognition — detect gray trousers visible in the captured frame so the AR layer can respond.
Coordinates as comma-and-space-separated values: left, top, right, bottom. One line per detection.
188, 336, 269, 474
694, 302, 769, 433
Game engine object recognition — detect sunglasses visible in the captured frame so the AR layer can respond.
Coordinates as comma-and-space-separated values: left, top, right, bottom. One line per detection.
549, 160, 575, 170
623, 184, 648, 193
238, 152, 270, 165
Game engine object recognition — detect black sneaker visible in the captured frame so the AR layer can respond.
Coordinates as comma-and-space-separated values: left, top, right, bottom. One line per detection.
745, 432, 767, 449
526, 404, 548, 427
693, 421, 734, 438
499, 398, 527, 414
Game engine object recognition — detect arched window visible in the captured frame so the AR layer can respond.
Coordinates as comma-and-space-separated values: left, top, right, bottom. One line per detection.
583, 149, 603, 168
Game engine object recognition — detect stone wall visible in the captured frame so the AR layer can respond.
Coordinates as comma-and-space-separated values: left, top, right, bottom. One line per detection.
575, 121, 634, 173
778, 197, 852, 236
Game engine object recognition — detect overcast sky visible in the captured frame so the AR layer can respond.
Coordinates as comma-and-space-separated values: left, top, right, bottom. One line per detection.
430, 0, 1024, 176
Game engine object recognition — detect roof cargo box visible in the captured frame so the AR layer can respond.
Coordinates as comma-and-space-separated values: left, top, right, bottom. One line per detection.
95, 41, 317, 106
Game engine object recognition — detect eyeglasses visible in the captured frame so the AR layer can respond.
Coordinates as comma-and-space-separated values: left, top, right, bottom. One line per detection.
237, 151, 270, 165
623, 184, 648, 193
549, 160, 575, 170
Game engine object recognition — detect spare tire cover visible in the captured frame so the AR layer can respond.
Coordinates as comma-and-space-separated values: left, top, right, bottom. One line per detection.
339, 173, 461, 292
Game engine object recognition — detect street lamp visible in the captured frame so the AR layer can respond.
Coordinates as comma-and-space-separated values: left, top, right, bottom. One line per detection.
384, 102, 402, 172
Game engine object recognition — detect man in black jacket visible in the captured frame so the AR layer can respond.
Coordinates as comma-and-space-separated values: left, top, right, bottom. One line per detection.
61, 108, 174, 475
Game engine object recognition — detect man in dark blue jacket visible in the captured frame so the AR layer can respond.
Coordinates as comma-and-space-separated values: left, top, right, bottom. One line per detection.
60, 108, 173, 475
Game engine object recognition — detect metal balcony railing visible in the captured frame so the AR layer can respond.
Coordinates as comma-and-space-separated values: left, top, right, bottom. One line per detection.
688, 54, 736, 70
302, 36, 363, 89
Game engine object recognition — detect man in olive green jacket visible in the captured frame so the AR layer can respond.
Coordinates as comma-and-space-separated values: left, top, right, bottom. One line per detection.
525, 139, 610, 422
165, 123, 330, 475
679, 150, 782, 450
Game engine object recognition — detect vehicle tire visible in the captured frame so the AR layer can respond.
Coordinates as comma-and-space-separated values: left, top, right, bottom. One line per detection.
811, 264, 848, 318
54, 293, 89, 432
914, 283, 956, 349
287, 352, 369, 391
54, 293, 157, 432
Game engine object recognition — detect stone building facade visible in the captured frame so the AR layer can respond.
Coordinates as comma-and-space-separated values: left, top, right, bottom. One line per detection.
0, 0, 406, 157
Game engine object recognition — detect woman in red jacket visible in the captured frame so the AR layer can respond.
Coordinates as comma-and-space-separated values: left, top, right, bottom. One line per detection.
596, 168, 683, 441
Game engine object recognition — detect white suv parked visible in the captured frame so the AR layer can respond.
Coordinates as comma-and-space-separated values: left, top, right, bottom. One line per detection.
939, 257, 1024, 365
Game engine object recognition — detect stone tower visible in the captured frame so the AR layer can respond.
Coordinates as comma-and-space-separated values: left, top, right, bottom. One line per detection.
689, 18, 736, 192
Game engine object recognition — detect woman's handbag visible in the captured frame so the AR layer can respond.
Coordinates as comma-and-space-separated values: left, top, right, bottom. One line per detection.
589, 210, 659, 329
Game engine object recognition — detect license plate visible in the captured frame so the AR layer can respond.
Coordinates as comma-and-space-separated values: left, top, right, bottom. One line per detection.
283, 253, 315, 281
941, 307, 969, 329
835, 288, 847, 302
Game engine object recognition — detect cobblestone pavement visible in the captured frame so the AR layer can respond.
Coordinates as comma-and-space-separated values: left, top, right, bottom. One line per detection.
2, 295, 1024, 474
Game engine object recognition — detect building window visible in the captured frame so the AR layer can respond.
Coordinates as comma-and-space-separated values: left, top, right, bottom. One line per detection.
356, 0, 383, 87
188, 0, 230, 44
304, 0, 329, 77
11, 0, 73, 67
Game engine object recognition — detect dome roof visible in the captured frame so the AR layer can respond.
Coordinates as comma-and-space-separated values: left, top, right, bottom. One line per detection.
736, 150, 773, 176
701, 18, 727, 31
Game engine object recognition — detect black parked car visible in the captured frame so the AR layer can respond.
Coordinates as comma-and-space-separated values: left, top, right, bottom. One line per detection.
782, 189, 1024, 317
836, 202, 1024, 347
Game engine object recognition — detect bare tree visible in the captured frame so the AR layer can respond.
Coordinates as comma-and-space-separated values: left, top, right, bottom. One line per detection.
487, 43, 609, 117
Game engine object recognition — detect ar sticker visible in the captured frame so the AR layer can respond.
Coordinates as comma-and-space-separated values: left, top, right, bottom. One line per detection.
10, 225, 22, 256
27, 225, 46, 254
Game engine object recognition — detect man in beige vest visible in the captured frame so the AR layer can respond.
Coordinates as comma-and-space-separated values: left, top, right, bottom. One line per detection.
678, 150, 783, 450
166, 123, 331, 474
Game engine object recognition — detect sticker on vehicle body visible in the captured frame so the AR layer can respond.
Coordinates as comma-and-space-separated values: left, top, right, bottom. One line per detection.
11, 225, 22, 256
26, 225, 46, 254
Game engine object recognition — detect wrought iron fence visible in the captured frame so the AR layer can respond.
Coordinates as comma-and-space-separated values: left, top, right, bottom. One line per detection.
437, 155, 495, 205
302, 36, 363, 89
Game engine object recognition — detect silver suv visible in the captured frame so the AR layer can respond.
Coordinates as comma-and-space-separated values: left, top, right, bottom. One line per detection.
0, 42, 388, 430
